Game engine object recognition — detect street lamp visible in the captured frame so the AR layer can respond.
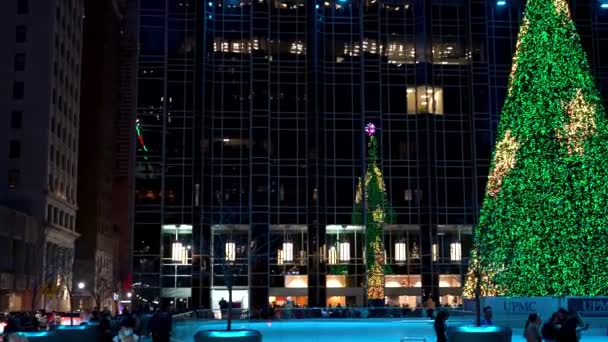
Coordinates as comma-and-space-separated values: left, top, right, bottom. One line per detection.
69, 281, 86, 325
127, 292, 132, 298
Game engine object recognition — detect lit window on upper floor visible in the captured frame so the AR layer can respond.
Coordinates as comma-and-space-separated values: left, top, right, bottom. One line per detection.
289, 41, 305, 55
213, 39, 258, 53
337, 40, 470, 65
387, 41, 415, 65
407, 86, 444, 115
275, 0, 304, 9
380, 2, 410, 11
340, 40, 417, 65
432, 43, 471, 65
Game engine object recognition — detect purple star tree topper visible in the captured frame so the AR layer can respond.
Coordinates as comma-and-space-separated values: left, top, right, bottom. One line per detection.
365, 123, 376, 137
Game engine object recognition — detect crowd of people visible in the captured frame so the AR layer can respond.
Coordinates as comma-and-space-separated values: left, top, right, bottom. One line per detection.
529, 308, 589, 342
91, 306, 173, 342
1, 306, 173, 342
2, 311, 44, 333
433, 305, 591, 342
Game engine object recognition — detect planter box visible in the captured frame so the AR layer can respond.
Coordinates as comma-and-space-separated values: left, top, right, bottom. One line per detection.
195, 330, 262, 342
54, 324, 100, 342
447, 325, 512, 342
8, 331, 59, 342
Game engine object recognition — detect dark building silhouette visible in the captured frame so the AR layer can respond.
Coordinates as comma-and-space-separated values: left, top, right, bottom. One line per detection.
74, 0, 137, 309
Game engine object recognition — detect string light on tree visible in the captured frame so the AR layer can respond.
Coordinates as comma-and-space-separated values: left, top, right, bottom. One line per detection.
463, 250, 503, 298
135, 118, 149, 160
553, 0, 570, 17
486, 130, 519, 197
508, 18, 529, 96
557, 90, 596, 155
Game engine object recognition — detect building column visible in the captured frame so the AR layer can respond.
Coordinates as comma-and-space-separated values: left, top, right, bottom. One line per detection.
307, 222, 326, 307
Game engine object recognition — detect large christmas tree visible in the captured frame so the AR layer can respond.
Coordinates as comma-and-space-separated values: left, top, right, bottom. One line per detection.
352, 123, 394, 302
465, 0, 608, 297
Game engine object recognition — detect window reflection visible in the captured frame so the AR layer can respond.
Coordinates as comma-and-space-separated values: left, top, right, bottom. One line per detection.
407, 86, 444, 115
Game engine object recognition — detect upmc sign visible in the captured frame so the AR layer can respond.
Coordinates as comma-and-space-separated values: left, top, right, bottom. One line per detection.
567, 297, 608, 317
483, 297, 560, 319
502, 300, 538, 313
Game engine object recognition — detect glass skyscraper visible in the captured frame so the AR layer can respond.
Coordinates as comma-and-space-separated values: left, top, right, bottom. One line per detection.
133, 0, 608, 311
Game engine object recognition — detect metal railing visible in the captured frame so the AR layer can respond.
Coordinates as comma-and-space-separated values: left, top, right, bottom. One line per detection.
175, 306, 473, 322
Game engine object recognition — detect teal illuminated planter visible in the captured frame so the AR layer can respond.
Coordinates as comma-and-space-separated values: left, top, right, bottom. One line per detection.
11, 331, 58, 342
447, 325, 512, 342
54, 324, 100, 342
194, 329, 262, 342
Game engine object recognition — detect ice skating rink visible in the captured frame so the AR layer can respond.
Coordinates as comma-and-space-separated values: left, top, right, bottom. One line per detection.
169, 319, 608, 342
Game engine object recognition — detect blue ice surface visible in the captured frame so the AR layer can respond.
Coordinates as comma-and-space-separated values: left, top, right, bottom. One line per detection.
169, 319, 608, 342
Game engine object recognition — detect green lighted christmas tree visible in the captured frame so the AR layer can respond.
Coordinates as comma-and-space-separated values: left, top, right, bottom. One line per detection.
465, 0, 608, 297
352, 123, 394, 302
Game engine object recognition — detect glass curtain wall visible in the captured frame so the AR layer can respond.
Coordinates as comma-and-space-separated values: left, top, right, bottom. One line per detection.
134, 0, 199, 311
132, 0, 548, 310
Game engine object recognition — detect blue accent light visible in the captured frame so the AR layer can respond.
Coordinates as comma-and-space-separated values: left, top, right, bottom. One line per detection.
208, 14, 213, 19
338, 0, 347, 3
601, 3, 608, 8
208, 1, 213, 6
208, 331, 254, 338
17, 332, 53, 337
315, 3, 319, 8
56, 325, 88, 330
457, 325, 505, 333
497, 0, 506, 5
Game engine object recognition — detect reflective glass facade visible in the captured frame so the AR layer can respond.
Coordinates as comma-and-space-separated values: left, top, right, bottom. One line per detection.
134, 0, 608, 311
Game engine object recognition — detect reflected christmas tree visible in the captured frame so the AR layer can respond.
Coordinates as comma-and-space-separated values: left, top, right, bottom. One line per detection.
353, 123, 395, 303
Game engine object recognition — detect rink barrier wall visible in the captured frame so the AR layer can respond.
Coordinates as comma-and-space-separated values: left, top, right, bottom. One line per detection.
463, 296, 608, 318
